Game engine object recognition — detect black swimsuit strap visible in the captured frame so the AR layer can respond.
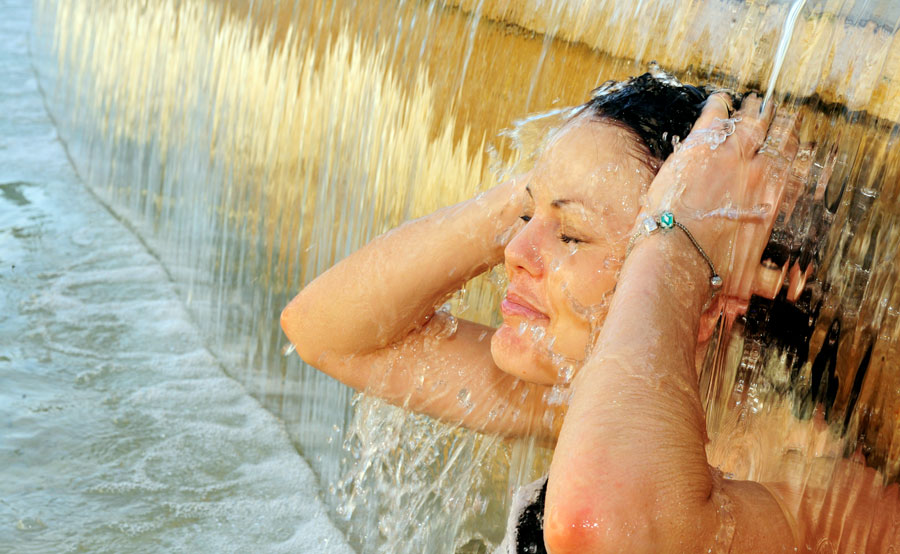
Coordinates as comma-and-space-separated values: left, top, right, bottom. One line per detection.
513, 477, 548, 554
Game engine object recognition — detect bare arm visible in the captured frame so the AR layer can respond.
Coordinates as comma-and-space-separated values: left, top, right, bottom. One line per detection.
545, 221, 900, 551
281, 179, 560, 439
282, 180, 519, 359
544, 232, 798, 552
543, 94, 806, 552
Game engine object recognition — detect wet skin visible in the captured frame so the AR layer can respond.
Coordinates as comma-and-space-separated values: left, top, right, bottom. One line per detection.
282, 92, 900, 552
492, 119, 654, 385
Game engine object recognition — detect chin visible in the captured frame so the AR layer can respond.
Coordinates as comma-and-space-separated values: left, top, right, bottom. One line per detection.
490, 322, 559, 385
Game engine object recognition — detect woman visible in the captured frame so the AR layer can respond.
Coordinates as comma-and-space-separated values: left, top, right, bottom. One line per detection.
281, 73, 898, 552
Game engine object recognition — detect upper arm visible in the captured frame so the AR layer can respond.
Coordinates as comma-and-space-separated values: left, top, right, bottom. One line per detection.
292, 310, 559, 441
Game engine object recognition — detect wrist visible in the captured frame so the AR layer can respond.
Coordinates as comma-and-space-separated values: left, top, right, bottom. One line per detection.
591, 232, 709, 363
622, 228, 713, 309
478, 178, 526, 247
628, 211, 724, 290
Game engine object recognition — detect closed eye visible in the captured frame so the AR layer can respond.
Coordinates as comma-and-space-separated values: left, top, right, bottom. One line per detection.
560, 234, 582, 244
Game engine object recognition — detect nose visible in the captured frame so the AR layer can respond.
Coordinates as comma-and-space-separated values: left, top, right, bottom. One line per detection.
504, 219, 545, 277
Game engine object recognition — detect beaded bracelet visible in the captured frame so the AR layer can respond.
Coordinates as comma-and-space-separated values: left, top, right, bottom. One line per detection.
626, 211, 723, 290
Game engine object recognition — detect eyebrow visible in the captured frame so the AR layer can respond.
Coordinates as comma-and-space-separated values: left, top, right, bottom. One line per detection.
551, 198, 585, 208
524, 185, 586, 209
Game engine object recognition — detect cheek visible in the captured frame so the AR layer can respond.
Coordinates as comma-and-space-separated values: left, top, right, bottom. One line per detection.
547, 254, 618, 318
543, 254, 619, 359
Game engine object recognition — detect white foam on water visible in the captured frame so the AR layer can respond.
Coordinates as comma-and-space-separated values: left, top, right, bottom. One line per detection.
0, 1, 353, 552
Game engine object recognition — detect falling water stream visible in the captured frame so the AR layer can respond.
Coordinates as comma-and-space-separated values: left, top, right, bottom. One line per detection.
10, 0, 900, 551
2, 1, 352, 551
762, 0, 809, 111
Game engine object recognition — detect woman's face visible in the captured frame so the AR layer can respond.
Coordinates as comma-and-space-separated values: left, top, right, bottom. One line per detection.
491, 117, 656, 385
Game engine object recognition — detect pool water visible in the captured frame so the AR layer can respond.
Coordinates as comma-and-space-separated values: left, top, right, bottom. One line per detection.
0, 1, 352, 551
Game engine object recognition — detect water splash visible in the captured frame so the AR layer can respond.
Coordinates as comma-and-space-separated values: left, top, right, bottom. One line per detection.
673, 116, 741, 153
334, 395, 511, 552
31, 0, 900, 550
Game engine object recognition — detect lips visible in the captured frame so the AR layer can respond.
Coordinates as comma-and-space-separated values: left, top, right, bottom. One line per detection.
501, 291, 549, 321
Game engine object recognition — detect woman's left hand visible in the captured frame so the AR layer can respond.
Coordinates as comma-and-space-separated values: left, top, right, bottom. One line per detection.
642, 92, 801, 300
547, 93, 808, 554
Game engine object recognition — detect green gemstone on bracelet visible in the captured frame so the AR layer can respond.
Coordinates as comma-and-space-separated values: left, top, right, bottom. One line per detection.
660, 211, 675, 229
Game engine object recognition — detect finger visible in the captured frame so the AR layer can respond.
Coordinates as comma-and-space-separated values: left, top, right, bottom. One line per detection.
737, 93, 763, 122
752, 109, 803, 197
734, 93, 772, 156
758, 109, 801, 162
730, 109, 803, 300
780, 140, 815, 216
751, 264, 787, 300
781, 109, 802, 160
691, 92, 733, 132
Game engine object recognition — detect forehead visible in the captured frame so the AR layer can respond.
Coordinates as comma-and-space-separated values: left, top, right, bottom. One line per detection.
527, 117, 652, 216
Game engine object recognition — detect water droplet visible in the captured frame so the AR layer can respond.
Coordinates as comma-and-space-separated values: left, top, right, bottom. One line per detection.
558, 364, 575, 383
544, 384, 571, 406
457, 388, 471, 407
602, 255, 620, 269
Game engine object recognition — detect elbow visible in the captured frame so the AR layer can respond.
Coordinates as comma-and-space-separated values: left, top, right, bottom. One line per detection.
543, 520, 591, 554
279, 303, 296, 342
543, 501, 611, 554
543, 490, 662, 554
280, 298, 320, 366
